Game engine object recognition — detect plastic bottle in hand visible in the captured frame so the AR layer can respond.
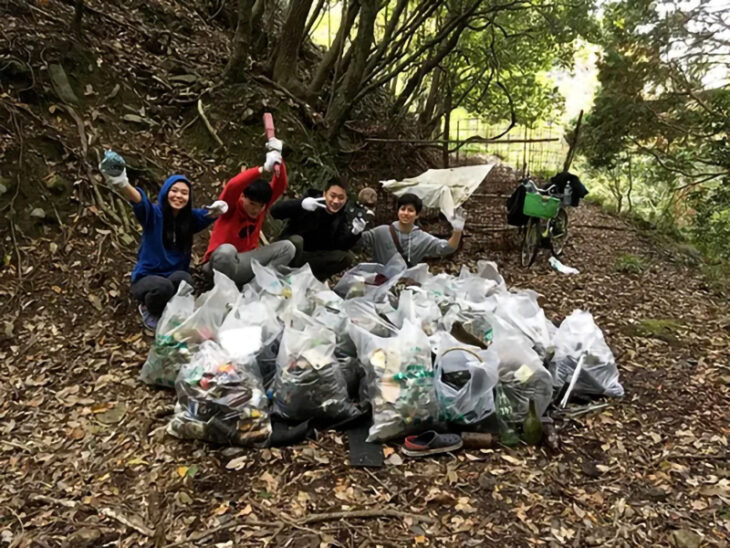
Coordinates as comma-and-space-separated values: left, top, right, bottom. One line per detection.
100, 150, 126, 177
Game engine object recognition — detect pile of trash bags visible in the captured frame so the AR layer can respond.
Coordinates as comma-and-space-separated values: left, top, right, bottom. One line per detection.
141, 254, 624, 446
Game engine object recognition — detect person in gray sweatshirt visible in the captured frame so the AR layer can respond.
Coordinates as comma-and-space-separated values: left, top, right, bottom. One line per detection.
358, 193, 466, 267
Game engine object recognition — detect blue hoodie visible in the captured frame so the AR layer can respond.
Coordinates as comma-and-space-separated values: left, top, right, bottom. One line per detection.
130, 175, 213, 282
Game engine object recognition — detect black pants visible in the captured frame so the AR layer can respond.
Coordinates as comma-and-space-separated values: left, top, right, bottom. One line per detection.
130, 271, 192, 317
285, 235, 355, 281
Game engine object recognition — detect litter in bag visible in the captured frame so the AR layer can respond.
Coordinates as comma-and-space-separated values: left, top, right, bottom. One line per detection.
273, 315, 357, 422
491, 334, 553, 421
140, 272, 239, 387
349, 320, 438, 442
550, 309, 624, 398
168, 341, 271, 446
433, 332, 499, 424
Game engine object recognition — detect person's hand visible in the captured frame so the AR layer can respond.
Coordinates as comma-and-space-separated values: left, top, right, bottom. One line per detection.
99, 166, 130, 190
449, 207, 467, 231
205, 200, 229, 217
351, 216, 368, 235
302, 197, 327, 211
262, 150, 282, 173
266, 137, 283, 153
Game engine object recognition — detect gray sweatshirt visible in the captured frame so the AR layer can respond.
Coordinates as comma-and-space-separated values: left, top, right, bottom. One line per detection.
359, 222, 456, 266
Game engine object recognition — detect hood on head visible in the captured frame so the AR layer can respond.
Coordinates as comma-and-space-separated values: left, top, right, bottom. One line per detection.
159, 174, 192, 204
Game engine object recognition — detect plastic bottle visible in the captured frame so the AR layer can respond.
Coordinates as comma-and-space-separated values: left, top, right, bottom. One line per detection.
99, 150, 126, 177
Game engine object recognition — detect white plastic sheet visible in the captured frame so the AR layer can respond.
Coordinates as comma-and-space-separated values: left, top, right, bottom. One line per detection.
380, 164, 494, 219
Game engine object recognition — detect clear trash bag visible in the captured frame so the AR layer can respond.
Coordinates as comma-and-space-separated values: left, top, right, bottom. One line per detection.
168, 340, 271, 446
140, 272, 239, 387
344, 298, 398, 337
348, 320, 438, 442
433, 332, 499, 424
273, 315, 357, 422
389, 288, 442, 336
550, 309, 624, 398
491, 334, 553, 421
493, 290, 556, 358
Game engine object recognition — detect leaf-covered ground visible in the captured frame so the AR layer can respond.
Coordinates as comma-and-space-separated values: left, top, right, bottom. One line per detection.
2, 201, 729, 548
2, 1, 729, 545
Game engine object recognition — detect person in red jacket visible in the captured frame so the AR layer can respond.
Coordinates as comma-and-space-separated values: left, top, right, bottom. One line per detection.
202, 138, 295, 285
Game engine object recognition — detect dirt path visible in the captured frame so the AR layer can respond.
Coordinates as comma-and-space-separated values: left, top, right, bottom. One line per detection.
1, 202, 728, 547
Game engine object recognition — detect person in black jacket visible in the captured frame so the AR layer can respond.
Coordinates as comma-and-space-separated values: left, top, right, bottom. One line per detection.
270, 179, 367, 280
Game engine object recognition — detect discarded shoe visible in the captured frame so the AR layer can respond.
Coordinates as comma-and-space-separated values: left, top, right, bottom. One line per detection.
402, 431, 463, 457
138, 304, 159, 332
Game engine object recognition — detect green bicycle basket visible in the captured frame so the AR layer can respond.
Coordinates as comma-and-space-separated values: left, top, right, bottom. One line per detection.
523, 192, 561, 219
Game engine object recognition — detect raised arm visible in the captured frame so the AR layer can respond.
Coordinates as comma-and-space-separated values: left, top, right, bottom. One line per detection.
219, 167, 265, 208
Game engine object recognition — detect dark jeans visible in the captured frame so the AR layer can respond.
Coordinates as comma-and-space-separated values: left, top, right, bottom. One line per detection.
130, 271, 192, 317
285, 235, 355, 281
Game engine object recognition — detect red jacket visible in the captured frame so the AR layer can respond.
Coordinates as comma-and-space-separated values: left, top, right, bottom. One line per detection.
202, 163, 287, 262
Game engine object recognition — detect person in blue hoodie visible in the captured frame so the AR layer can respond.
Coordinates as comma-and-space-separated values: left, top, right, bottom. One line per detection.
100, 152, 227, 330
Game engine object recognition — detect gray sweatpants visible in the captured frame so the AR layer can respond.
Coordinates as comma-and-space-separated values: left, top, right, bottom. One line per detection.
207, 241, 296, 286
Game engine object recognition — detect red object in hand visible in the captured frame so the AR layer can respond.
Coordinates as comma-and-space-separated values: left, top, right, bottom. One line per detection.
263, 112, 280, 177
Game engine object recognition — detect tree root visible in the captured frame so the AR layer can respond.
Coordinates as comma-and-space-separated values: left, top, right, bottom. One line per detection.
197, 98, 224, 147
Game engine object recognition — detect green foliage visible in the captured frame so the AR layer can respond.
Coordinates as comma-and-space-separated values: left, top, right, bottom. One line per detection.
701, 262, 730, 297
634, 318, 682, 343
445, 0, 598, 127
578, 0, 730, 267
614, 253, 649, 274
690, 182, 730, 262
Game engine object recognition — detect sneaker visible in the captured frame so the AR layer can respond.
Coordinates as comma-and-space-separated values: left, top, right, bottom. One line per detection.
138, 304, 159, 332
402, 431, 463, 458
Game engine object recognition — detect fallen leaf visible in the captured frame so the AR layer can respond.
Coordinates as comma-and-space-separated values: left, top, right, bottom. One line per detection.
96, 403, 126, 424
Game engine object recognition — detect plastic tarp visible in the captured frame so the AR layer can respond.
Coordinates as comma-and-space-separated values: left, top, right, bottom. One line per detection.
380, 164, 494, 219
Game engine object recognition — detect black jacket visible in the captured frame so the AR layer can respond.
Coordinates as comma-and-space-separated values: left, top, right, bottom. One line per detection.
270, 189, 359, 252
506, 183, 530, 226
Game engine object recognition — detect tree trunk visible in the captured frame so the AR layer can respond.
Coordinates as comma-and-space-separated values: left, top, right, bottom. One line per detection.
222, 0, 256, 83
271, 0, 314, 85
306, 0, 361, 99
304, 0, 328, 38
627, 153, 634, 212
418, 68, 443, 138
72, 0, 83, 36
442, 85, 452, 168
325, 0, 379, 139
389, 3, 480, 117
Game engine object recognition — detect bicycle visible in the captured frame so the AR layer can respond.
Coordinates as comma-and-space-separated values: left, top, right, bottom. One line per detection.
520, 183, 569, 267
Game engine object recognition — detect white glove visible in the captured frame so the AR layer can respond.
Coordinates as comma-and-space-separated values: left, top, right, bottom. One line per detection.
262, 150, 282, 172
100, 167, 130, 190
450, 207, 467, 231
351, 217, 368, 235
205, 200, 229, 217
302, 197, 327, 211
266, 137, 283, 153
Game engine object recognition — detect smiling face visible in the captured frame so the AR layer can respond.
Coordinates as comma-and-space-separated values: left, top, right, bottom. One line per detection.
397, 204, 419, 226
324, 185, 347, 213
167, 181, 190, 211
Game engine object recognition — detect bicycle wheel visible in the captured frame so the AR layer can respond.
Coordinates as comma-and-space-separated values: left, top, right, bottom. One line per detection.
550, 208, 569, 257
521, 219, 540, 267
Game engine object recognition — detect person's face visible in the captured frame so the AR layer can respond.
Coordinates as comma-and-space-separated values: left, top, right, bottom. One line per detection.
397, 204, 419, 226
324, 185, 347, 213
242, 195, 266, 218
167, 182, 190, 211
